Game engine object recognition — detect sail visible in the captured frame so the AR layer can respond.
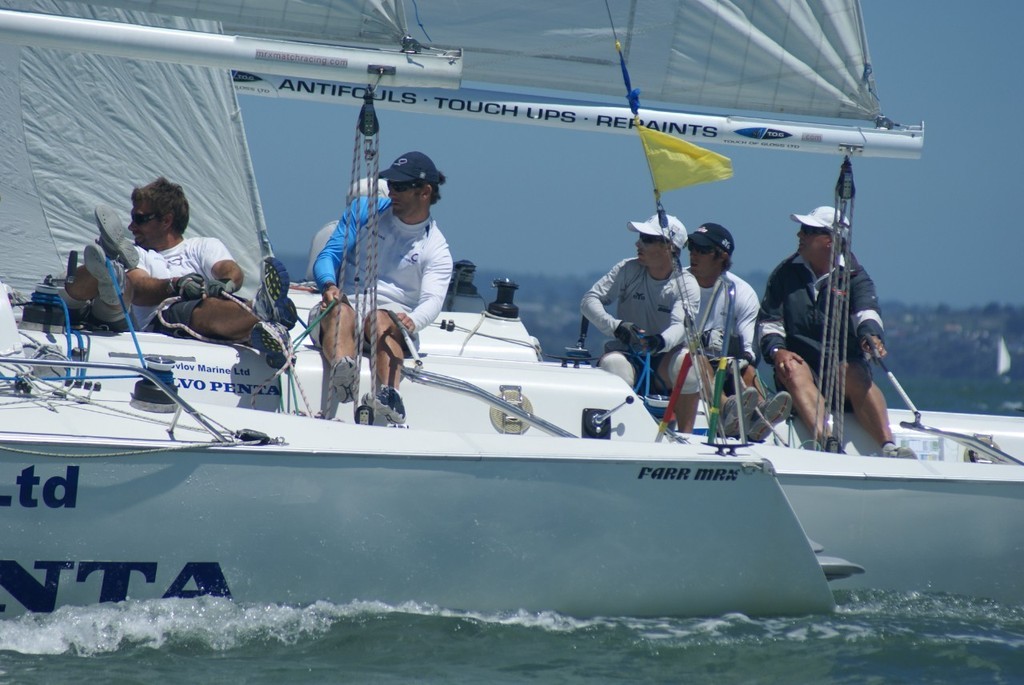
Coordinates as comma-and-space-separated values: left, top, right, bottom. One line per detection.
0, 1, 921, 157
92, 0, 881, 122
0, 0, 269, 297
998, 337, 1012, 377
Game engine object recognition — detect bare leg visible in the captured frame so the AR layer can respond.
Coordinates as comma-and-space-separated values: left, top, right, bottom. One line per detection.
371, 310, 407, 388
64, 266, 100, 301
187, 298, 259, 341
845, 362, 894, 447
319, 298, 358, 366
775, 355, 828, 444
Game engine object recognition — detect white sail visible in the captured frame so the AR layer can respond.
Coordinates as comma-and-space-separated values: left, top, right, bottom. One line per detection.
0, 1, 923, 158
998, 337, 1012, 376
90, 0, 880, 120
0, 0, 269, 296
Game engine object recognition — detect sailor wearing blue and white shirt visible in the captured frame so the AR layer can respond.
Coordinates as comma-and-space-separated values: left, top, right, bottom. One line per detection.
313, 151, 453, 424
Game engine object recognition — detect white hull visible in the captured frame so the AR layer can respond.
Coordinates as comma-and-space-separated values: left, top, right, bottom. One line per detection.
0, 389, 834, 618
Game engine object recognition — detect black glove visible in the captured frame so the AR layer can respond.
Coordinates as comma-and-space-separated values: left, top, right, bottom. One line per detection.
642, 333, 665, 353
172, 273, 206, 300
206, 278, 238, 299
614, 321, 644, 346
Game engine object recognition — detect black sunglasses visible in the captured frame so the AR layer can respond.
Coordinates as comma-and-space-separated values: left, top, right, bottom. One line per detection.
687, 242, 715, 254
799, 223, 831, 235
130, 211, 159, 225
388, 180, 424, 193
638, 233, 669, 245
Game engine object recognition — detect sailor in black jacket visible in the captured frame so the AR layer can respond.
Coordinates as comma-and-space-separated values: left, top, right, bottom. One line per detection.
757, 206, 914, 458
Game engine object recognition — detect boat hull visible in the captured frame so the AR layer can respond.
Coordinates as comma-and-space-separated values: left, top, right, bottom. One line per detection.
767, 449, 1024, 604
0, 413, 835, 618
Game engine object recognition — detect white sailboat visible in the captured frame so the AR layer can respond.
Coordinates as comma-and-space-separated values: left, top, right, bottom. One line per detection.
998, 336, 1012, 377
1, 0, 1023, 617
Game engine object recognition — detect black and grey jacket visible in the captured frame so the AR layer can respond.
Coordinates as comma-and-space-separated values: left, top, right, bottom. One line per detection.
757, 253, 884, 368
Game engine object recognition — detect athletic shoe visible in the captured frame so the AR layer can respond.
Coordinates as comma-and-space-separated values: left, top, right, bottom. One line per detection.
95, 204, 139, 270
720, 386, 759, 436
882, 442, 917, 459
365, 385, 406, 424
747, 391, 793, 442
329, 357, 358, 405
83, 242, 125, 306
253, 257, 298, 328
250, 320, 292, 369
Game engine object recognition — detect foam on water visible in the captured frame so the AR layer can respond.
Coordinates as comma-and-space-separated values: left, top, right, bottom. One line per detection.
0, 590, 1022, 664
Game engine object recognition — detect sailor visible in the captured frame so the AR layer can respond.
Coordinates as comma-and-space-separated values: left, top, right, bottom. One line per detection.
312, 152, 453, 424
304, 178, 390, 282
757, 205, 915, 457
683, 222, 792, 440
62, 177, 298, 368
580, 213, 701, 432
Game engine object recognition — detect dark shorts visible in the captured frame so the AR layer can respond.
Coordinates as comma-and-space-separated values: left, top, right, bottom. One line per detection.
627, 351, 673, 396
149, 299, 202, 337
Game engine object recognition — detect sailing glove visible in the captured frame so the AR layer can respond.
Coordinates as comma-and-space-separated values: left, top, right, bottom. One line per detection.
614, 321, 644, 347
206, 279, 238, 299
642, 333, 665, 353
172, 273, 206, 300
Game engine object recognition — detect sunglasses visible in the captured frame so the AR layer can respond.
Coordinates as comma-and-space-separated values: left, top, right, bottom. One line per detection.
130, 211, 159, 225
687, 242, 715, 254
638, 234, 669, 245
388, 180, 424, 193
799, 224, 831, 235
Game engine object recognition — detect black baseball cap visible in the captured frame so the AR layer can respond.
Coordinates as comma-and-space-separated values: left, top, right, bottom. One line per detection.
688, 222, 734, 255
379, 151, 440, 184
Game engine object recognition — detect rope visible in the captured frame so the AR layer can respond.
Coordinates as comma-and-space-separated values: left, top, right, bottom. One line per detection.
813, 157, 857, 444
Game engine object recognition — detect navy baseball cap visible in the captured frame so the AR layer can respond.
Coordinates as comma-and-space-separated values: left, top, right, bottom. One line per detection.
379, 151, 440, 184
688, 222, 734, 255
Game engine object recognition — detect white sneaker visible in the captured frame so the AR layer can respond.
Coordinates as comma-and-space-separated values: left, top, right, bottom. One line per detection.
748, 391, 793, 442
83, 242, 125, 306
95, 204, 139, 270
721, 386, 759, 436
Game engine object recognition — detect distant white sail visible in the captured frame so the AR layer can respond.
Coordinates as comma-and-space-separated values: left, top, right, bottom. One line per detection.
998, 337, 1012, 376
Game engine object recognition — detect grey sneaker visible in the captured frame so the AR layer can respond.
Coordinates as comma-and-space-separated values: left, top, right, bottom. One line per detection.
365, 385, 406, 424
250, 320, 292, 369
83, 242, 125, 306
721, 386, 759, 436
95, 204, 139, 270
747, 391, 793, 442
253, 257, 298, 328
882, 442, 917, 459
329, 357, 358, 405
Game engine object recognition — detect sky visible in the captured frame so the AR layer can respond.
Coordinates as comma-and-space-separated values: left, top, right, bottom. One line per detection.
237, 2, 1024, 308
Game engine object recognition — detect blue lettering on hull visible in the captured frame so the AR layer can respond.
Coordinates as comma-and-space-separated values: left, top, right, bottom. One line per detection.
0, 560, 232, 613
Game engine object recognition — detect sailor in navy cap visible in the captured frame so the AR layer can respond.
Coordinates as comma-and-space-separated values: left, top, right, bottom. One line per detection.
313, 151, 453, 424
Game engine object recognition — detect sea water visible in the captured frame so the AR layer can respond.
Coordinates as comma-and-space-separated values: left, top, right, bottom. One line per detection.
1, 590, 1022, 684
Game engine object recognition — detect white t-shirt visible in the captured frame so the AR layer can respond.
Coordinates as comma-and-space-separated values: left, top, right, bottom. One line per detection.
132, 237, 234, 329
692, 270, 759, 361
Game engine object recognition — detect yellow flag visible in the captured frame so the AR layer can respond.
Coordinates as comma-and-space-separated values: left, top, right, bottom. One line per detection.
638, 124, 733, 191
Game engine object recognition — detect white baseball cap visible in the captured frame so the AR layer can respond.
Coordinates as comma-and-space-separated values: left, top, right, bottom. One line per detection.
627, 213, 687, 251
790, 205, 849, 229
